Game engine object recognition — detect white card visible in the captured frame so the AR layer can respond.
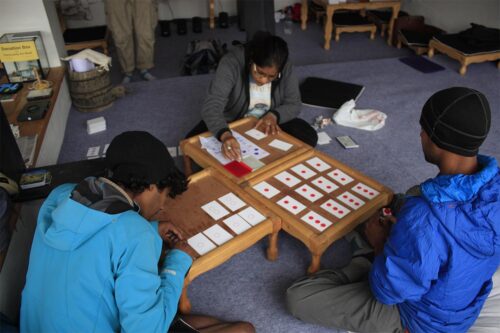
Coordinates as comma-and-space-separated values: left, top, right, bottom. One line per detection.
337, 191, 365, 210
103, 143, 110, 155
306, 157, 331, 172
223, 214, 252, 234
177, 146, 184, 156
290, 164, 316, 179
317, 132, 332, 145
274, 171, 301, 187
276, 195, 306, 215
188, 233, 217, 256
320, 199, 350, 219
301, 210, 333, 232
238, 207, 266, 226
253, 181, 280, 199
352, 183, 380, 200
203, 224, 233, 245
295, 184, 323, 202
87, 146, 100, 157
327, 169, 354, 185
245, 128, 267, 140
269, 139, 293, 151
311, 176, 339, 193
201, 201, 230, 220
218, 192, 246, 212
167, 146, 177, 157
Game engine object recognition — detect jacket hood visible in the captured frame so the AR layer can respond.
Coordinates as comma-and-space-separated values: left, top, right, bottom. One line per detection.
39, 178, 136, 251
421, 155, 500, 258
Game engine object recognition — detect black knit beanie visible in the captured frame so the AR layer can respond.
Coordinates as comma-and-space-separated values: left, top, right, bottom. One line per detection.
420, 87, 491, 157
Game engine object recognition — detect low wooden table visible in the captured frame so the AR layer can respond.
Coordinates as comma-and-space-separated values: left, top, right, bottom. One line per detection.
158, 167, 281, 313
244, 149, 393, 274
180, 117, 311, 184
301, 0, 401, 50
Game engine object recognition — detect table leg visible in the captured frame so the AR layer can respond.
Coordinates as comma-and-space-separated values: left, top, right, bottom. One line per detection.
324, 7, 334, 50
387, 4, 400, 46
266, 231, 279, 261
307, 252, 322, 275
179, 284, 192, 314
183, 154, 193, 177
301, 0, 308, 30
209, 0, 215, 29
428, 46, 435, 58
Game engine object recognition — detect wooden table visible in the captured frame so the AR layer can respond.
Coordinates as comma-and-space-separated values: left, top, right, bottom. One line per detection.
244, 149, 393, 274
158, 167, 281, 313
180, 117, 311, 184
2, 66, 65, 166
301, 0, 401, 50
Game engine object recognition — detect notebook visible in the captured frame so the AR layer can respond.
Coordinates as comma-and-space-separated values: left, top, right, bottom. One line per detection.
300, 77, 365, 110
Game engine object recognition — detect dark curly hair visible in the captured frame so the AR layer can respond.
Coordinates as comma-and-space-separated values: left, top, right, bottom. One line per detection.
246, 31, 289, 71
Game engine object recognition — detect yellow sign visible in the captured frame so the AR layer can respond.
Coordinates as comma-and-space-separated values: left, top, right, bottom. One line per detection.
0, 41, 39, 62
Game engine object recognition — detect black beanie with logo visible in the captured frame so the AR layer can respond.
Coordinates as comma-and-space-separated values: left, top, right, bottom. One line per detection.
420, 87, 491, 157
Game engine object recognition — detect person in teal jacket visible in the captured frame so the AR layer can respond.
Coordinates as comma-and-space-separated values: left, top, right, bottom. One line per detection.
20, 131, 254, 333
286, 87, 500, 333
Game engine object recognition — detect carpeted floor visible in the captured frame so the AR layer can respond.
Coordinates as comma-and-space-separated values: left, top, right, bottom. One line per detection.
58, 19, 500, 333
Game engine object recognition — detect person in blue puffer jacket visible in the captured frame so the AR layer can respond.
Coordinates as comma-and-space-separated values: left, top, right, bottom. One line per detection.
20, 131, 254, 333
286, 87, 500, 333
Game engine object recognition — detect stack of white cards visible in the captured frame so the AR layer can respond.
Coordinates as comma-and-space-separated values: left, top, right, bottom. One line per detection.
317, 132, 332, 145
87, 117, 106, 135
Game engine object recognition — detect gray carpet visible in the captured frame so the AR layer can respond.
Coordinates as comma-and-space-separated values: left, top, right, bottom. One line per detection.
58, 52, 500, 332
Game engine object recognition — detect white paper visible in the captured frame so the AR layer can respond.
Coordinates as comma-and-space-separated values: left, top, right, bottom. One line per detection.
320, 199, 350, 219
238, 207, 266, 226
218, 192, 246, 212
201, 201, 230, 220
295, 184, 323, 202
167, 147, 177, 157
203, 224, 234, 245
245, 128, 267, 140
276, 195, 306, 215
327, 169, 354, 185
274, 171, 301, 187
269, 139, 293, 151
301, 210, 333, 232
188, 233, 217, 255
290, 164, 316, 179
311, 176, 339, 193
87, 146, 100, 158
223, 214, 252, 234
306, 157, 331, 172
317, 132, 332, 145
253, 181, 280, 199
103, 143, 110, 156
337, 191, 365, 210
352, 183, 380, 200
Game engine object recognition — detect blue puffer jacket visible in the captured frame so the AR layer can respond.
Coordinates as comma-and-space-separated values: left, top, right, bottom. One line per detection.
370, 155, 500, 333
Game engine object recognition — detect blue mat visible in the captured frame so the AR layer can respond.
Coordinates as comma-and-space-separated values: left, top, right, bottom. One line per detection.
398, 56, 446, 73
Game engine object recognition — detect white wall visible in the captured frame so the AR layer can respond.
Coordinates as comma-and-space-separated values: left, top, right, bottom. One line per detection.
402, 0, 500, 33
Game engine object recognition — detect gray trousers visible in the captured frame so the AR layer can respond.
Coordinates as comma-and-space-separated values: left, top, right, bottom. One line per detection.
286, 257, 404, 333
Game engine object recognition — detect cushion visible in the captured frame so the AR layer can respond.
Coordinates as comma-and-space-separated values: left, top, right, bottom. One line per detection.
400, 29, 437, 47
434, 33, 500, 56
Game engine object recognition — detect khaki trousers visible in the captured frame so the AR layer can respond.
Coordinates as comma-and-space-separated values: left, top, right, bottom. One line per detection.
105, 0, 158, 73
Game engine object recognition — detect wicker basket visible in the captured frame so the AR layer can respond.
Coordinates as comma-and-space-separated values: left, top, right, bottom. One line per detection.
68, 68, 114, 112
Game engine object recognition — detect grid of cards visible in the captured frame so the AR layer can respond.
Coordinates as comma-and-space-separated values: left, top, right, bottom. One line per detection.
187, 192, 266, 256
251, 156, 380, 233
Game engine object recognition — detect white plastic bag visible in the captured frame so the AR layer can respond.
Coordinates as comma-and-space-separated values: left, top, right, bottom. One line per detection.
332, 99, 387, 131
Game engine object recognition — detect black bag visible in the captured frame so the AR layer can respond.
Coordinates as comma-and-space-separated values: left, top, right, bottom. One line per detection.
183, 40, 227, 75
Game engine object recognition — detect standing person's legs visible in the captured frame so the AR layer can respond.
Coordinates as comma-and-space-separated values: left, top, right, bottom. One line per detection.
286, 257, 404, 333
134, 0, 158, 73
105, 0, 135, 74
280, 118, 318, 147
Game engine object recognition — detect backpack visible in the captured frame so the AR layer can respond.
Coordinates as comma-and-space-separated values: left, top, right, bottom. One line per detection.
183, 40, 227, 75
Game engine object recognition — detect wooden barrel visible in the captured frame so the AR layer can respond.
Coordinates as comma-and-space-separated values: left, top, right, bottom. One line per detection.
68, 68, 114, 112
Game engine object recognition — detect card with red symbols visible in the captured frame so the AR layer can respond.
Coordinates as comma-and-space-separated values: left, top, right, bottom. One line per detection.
253, 181, 280, 199
320, 199, 350, 219
290, 163, 316, 180
223, 161, 253, 178
301, 210, 333, 232
351, 183, 379, 200
276, 195, 306, 215
327, 169, 354, 185
274, 171, 301, 187
337, 191, 365, 210
295, 184, 323, 202
305, 157, 331, 172
311, 176, 339, 193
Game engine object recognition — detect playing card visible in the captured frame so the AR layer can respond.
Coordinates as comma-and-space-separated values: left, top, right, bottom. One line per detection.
203, 224, 234, 245
87, 146, 100, 158
223, 214, 252, 234
327, 169, 354, 185
352, 183, 380, 200
320, 199, 351, 219
311, 176, 339, 193
301, 210, 333, 232
188, 233, 217, 256
306, 157, 331, 172
276, 196, 306, 215
218, 192, 246, 211
269, 139, 293, 151
290, 164, 316, 179
242, 156, 265, 170
274, 171, 301, 187
238, 207, 266, 226
201, 201, 230, 220
295, 184, 323, 202
167, 146, 177, 157
103, 144, 110, 156
245, 128, 267, 140
223, 161, 252, 178
253, 181, 280, 199
337, 191, 365, 210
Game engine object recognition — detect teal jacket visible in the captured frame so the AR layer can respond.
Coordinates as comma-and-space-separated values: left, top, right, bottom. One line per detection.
21, 183, 192, 332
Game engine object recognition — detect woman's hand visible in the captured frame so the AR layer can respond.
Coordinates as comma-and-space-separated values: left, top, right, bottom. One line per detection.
255, 113, 280, 135
220, 131, 242, 161
158, 221, 183, 247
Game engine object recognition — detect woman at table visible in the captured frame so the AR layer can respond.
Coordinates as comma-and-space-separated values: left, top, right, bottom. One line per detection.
186, 31, 318, 161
